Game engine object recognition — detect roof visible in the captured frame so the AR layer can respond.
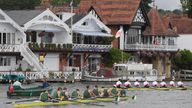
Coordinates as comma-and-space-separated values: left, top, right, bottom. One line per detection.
5, 10, 44, 26
65, 14, 86, 26
170, 16, 192, 34
78, 0, 141, 25
143, 8, 177, 36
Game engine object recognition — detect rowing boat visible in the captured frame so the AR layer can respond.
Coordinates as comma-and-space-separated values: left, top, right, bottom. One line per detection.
117, 87, 192, 91
14, 96, 129, 108
7, 86, 53, 98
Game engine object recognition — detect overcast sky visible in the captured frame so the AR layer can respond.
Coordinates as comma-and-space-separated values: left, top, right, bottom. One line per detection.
154, 0, 182, 10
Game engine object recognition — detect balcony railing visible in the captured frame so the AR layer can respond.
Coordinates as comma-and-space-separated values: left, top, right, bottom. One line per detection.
73, 44, 112, 52
125, 44, 178, 51
28, 43, 72, 51
0, 44, 20, 52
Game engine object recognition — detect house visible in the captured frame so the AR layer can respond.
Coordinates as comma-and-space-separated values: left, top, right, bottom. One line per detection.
57, 12, 113, 72
1, 8, 112, 75
77, 0, 179, 78
167, 15, 192, 51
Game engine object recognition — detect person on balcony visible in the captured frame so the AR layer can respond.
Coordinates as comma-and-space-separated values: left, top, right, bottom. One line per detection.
39, 54, 45, 64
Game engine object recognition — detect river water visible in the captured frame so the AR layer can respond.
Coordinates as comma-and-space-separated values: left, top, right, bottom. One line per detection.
0, 82, 192, 108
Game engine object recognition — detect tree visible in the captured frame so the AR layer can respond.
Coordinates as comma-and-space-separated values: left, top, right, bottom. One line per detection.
52, 0, 80, 6
102, 48, 130, 67
180, 0, 192, 18
172, 49, 192, 70
0, 0, 41, 10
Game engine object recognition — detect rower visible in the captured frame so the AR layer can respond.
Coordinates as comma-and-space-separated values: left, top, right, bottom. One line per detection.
124, 79, 132, 88
160, 80, 167, 88
83, 85, 95, 99
116, 79, 122, 88
169, 80, 175, 87
53, 87, 62, 99
60, 87, 70, 101
93, 85, 99, 97
13, 80, 23, 90
177, 80, 184, 88
42, 78, 49, 88
143, 80, 150, 88
99, 87, 109, 97
152, 80, 159, 87
134, 79, 140, 87
71, 89, 82, 99
39, 90, 52, 102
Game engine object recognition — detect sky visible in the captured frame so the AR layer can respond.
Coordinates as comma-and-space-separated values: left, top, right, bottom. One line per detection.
155, 0, 182, 10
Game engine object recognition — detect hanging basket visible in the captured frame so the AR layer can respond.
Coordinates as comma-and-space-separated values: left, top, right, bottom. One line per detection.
48, 32, 54, 37
39, 31, 45, 37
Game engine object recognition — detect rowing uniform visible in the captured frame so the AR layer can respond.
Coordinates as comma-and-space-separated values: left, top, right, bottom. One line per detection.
40, 92, 49, 102
134, 81, 140, 87
160, 81, 167, 87
124, 81, 131, 88
116, 81, 122, 88
83, 89, 91, 99
152, 81, 158, 87
169, 81, 175, 87
143, 81, 150, 88
177, 81, 184, 87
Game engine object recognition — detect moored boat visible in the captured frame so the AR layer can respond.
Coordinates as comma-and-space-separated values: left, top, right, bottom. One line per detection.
14, 96, 129, 108
7, 86, 52, 98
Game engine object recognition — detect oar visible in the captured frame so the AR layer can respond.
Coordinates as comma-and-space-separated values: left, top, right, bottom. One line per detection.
68, 97, 105, 107
5, 98, 39, 104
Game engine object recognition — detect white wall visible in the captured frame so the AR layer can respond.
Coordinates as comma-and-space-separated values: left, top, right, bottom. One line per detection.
178, 34, 192, 51
0, 56, 16, 71
0, 23, 23, 44
44, 53, 59, 71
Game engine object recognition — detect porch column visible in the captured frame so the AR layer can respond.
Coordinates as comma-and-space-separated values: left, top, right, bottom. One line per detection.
153, 56, 162, 75
165, 56, 171, 79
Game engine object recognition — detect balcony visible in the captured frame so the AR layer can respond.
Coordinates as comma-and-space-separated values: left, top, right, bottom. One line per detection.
28, 43, 72, 52
125, 44, 178, 52
0, 44, 20, 52
73, 44, 112, 52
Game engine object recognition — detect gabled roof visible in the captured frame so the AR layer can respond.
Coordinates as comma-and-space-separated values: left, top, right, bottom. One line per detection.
78, 0, 141, 25
170, 15, 192, 34
65, 14, 86, 26
5, 10, 44, 26
143, 8, 177, 36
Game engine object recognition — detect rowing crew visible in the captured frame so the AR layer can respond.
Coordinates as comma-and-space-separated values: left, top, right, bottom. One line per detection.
39, 85, 126, 102
115, 79, 184, 88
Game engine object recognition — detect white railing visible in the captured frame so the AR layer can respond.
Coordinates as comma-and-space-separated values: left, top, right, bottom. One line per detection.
20, 43, 47, 74
0, 44, 20, 52
64, 66, 79, 72
73, 44, 112, 51
125, 44, 178, 51
25, 71, 82, 80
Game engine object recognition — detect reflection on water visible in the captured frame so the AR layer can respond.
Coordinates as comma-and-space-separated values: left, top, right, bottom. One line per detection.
0, 82, 192, 108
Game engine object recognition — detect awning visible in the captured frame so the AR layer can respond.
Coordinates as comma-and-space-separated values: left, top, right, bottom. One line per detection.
74, 30, 113, 37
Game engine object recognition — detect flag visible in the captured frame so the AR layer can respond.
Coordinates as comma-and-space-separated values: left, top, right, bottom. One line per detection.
70, 0, 73, 7
115, 27, 123, 38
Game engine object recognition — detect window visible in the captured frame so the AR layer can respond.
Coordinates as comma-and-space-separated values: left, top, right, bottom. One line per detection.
3, 33, 6, 44
126, 28, 141, 44
7, 33, 11, 44
41, 33, 52, 43
12, 33, 15, 44
82, 21, 88, 26
0, 33, 1, 44
0, 57, 11, 66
